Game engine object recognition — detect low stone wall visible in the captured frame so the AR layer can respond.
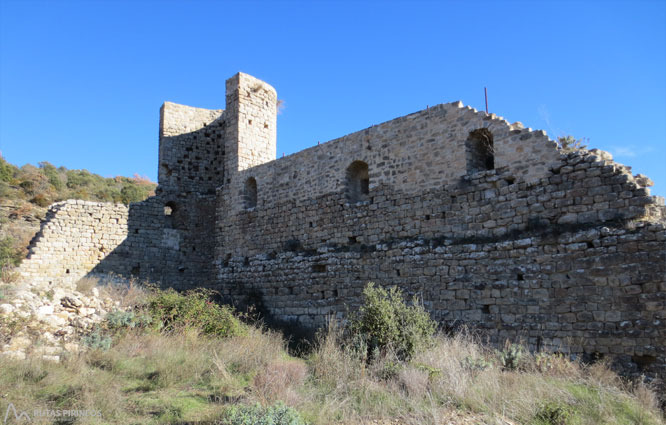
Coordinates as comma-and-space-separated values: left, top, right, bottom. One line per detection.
18, 200, 129, 288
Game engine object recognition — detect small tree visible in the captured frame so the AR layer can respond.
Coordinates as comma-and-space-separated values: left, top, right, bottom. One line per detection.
348, 282, 436, 361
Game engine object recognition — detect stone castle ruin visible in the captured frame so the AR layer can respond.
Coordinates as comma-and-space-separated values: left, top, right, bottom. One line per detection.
17, 73, 666, 382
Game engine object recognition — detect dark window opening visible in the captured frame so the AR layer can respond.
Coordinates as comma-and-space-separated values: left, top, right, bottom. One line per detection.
466, 128, 495, 173
164, 201, 184, 229
632, 355, 656, 371
243, 177, 257, 209
482, 305, 490, 314
348, 236, 357, 245
164, 203, 175, 216
65, 269, 70, 274
312, 264, 327, 273
161, 162, 173, 177
345, 160, 370, 203
517, 273, 524, 281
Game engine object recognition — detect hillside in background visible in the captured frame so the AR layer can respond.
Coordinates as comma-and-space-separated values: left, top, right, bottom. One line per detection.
0, 155, 156, 273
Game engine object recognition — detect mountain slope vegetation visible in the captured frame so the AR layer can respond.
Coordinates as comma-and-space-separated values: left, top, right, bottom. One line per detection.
0, 155, 156, 273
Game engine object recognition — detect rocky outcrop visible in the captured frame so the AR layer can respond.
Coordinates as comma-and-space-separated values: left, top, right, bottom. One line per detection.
0, 275, 122, 361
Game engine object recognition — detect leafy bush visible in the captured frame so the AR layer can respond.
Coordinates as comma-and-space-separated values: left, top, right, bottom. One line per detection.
105, 310, 152, 330
0, 237, 23, 268
462, 355, 493, 373
30, 193, 51, 207
82, 330, 112, 351
348, 282, 436, 361
0, 156, 16, 183
144, 288, 246, 337
498, 342, 525, 370
120, 184, 145, 204
219, 402, 307, 425
535, 401, 573, 425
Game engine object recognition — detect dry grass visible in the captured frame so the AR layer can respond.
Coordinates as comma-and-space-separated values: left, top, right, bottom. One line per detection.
253, 358, 308, 405
78, 273, 150, 308
0, 312, 663, 424
302, 320, 665, 425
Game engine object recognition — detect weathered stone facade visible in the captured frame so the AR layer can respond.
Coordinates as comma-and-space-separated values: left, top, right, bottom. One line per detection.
17, 73, 666, 383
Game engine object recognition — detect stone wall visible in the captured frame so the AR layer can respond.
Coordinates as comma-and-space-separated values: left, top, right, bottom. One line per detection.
158, 102, 226, 195
92, 194, 216, 289
18, 195, 216, 290
214, 149, 666, 382
222, 102, 560, 218
18, 200, 129, 288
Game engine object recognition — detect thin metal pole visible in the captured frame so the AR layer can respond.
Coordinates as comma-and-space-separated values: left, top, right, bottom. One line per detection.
484, 87, 489, 113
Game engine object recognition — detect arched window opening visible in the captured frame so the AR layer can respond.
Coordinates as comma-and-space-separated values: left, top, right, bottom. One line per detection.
346, 161, 370, 203
466, 128, 494, 173
164, 201, 184, 228
243, 177, 257, 209
164, 202, 176, 216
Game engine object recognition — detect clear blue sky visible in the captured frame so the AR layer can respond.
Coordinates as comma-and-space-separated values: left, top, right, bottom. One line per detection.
1, 0, 665, 196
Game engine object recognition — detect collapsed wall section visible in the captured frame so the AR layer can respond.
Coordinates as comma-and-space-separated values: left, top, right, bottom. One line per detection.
18, 194, 217, 290
215, 149, 666, 382
18, 201, 129, 288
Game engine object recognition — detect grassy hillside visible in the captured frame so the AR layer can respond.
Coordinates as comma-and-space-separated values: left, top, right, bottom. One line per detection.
0, 155, 156, 274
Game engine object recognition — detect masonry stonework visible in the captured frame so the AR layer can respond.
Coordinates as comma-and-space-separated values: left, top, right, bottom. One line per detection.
18, 73, 666, 383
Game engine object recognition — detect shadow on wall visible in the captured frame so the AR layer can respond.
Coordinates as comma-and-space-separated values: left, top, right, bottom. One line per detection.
88, 193, 217, 291
87, 113, 227, 288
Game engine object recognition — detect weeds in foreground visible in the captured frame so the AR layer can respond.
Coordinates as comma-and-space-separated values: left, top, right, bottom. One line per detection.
0, 281, 663, 425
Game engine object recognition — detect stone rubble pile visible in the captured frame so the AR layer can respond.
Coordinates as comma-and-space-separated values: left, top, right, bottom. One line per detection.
0, 277, 122, 362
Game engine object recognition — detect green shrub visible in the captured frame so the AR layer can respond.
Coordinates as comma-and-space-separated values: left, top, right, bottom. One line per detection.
462, 355, 493, 373
105, 310, 152, 330
535, 401, 573, 425
0, 156, 16, 183
498, 342, 525, 371
120, 184, 146, 205
82, 330, 112, 351
144, 288, 246, 337
30, 193, 51, 207
219, 402, 307, 425
0, 237, 23, 268
348, 282, 436, 361
375, 359, 403, 381
39, 161, 64, 191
